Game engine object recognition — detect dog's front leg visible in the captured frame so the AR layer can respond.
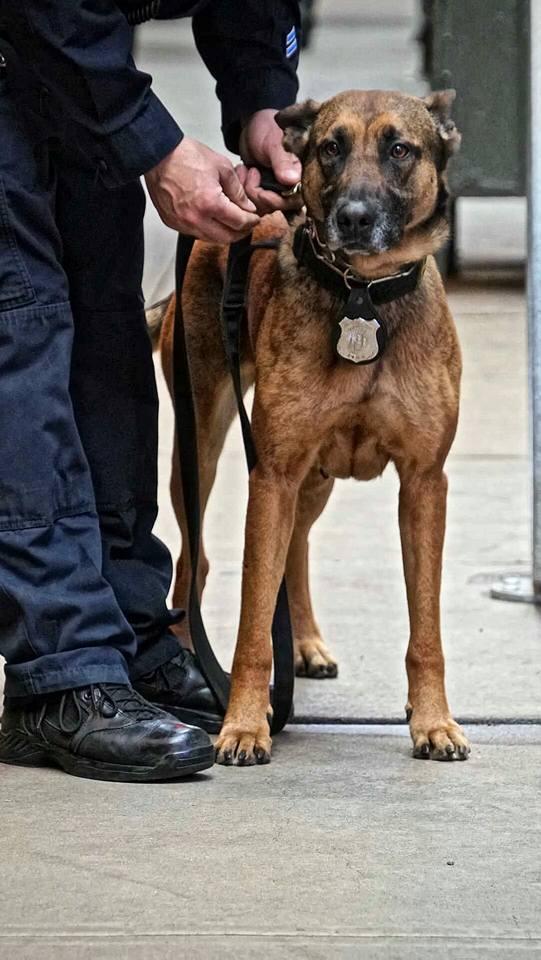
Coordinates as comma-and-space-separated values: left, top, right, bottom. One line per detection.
215, 465, 300, 766
398, 463, 470, 761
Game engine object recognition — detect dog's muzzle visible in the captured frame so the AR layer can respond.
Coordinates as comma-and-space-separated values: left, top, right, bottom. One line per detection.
326, 196, 403, 255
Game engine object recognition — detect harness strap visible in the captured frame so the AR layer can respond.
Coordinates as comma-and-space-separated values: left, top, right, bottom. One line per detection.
172, 233, 294, 735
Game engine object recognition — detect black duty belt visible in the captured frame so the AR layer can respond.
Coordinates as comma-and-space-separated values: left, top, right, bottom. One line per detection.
172, 231, 294, 735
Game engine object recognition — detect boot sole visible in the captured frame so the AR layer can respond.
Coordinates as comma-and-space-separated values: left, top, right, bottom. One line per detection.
0, 730, 214, 782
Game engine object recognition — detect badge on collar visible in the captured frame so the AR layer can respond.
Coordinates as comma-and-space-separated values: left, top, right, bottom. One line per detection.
334, 288, 387, 365
336, 316, 381, 363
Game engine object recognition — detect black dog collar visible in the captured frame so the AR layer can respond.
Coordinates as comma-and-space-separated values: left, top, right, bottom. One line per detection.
292, 220, 426, 364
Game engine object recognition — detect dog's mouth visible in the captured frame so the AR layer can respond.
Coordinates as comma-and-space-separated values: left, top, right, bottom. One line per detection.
335, 239, 390, 257
323, 210, 404, 258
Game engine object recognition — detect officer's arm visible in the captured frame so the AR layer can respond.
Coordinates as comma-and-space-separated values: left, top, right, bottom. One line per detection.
192, 0, 300, 154
17, 0, 183, 185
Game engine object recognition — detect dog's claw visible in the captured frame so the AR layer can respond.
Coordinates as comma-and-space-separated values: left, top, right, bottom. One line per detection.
306, 661, 338, 679
215, 724, 272, 768
431, 746, 454, 762
237, 749, 256, 767
295, 640, 338, 680
215, 746, 234, 765
411, 716, 470, 762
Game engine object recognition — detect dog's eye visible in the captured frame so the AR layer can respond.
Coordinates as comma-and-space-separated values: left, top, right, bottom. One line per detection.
323, 140, 340, 158
390, 142, 410, 160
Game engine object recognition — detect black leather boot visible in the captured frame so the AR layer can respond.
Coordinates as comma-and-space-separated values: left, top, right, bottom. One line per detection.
0, 684, 214, 782
133, 648, 223, 733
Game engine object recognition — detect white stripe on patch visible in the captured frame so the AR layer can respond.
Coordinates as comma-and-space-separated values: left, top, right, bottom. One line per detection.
285, 25, 297, 58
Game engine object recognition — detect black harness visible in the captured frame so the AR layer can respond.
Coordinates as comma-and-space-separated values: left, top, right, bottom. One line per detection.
171, 195, 425, 736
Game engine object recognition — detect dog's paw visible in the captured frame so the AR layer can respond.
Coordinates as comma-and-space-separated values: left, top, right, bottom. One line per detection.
295, 637, 338, 679
409, 712, 470, 761
215, 722, 272, 767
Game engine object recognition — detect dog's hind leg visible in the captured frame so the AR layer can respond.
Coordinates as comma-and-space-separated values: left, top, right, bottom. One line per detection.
286, 466, 338, 678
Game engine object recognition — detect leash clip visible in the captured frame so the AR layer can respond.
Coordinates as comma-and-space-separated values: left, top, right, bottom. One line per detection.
343, 267, 357, 290
282, 181, 303, 198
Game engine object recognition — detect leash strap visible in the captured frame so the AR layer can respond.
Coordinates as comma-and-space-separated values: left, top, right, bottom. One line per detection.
173, 234, 230, 712
172, 233, 294, 734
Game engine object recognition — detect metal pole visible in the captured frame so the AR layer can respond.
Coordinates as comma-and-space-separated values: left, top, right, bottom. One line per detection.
491, 0, 541, 604
531, 0, 541, 596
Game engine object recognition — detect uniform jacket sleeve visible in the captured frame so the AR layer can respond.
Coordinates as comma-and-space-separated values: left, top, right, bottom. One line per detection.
14, 0, 183, 186
192, 0, 300, 153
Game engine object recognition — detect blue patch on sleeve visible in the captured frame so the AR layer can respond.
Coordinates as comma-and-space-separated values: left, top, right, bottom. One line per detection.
285, 25, 298, 58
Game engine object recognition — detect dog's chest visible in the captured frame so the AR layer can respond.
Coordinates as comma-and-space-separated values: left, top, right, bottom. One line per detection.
318, 422, 390, 481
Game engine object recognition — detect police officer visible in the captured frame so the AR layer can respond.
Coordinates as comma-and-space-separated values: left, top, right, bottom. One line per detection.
0, 0, 301, 781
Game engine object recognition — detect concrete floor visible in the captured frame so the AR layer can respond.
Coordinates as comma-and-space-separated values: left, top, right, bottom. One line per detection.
1, 2, 540, 958
2, 726, 541, 960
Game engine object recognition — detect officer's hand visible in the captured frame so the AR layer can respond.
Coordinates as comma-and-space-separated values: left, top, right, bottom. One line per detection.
145, 137, 260, 242
238, 108, 303, 215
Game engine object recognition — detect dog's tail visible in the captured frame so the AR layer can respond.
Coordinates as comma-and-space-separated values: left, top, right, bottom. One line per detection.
145, 294, 173, 350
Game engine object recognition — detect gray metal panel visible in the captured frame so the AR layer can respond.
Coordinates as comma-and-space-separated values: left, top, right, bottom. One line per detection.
430, 0, 528, 196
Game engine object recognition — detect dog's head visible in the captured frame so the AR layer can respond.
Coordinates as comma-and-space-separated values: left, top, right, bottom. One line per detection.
276, 89, 460, 273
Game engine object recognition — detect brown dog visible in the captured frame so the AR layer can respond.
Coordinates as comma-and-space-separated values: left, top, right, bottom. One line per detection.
155, 89, 470, 766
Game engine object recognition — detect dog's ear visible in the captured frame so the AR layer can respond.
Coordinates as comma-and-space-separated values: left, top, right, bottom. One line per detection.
423, 89, 461, 158
275, 99, 321, 158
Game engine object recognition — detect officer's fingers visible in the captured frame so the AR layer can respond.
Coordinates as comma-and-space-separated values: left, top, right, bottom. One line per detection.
219, 164, 257, 214
210, 218, 255, 243
242, 167, 278, 215
234, 163, 250, 188
210, 190, 260, 232
267, 144, 302, 187
154, 201, 248, 242
244, 167, 301, 215
245, 186, 282, 215
246, 166, 302, 210
195, 218, 254, 245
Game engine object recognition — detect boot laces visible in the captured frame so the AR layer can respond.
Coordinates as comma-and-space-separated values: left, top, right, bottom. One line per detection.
36, 684, 159, 735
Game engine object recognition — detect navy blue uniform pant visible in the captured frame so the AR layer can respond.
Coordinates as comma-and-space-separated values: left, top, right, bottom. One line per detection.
0, 65, 178, 697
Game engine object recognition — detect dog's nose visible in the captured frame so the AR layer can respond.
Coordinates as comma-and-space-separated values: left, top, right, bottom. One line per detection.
335, 200, 375, 237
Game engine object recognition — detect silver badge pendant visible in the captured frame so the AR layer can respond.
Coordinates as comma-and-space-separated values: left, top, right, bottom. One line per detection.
336, 316, 380, 364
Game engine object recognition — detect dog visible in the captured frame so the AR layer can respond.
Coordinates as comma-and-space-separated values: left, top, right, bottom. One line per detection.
152, 88, 470, 766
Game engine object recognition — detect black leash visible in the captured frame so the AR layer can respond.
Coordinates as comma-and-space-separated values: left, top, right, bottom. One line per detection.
173, 234, 230, 713
172, 229, 295, 735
